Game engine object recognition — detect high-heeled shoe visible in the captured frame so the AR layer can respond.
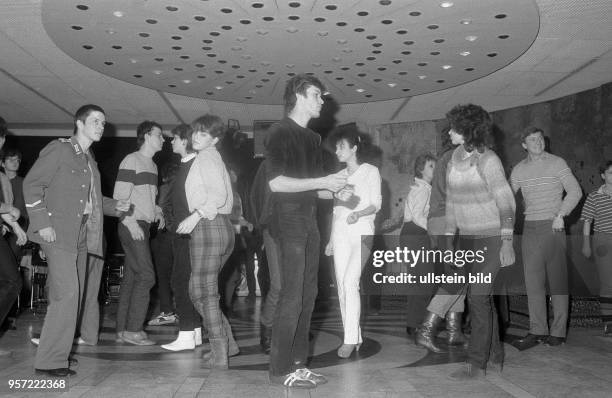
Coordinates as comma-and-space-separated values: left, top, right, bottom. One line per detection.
337, 343, 361, 358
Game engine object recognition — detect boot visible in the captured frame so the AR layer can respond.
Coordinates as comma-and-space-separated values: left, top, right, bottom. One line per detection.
203, 338, 228, 369
446, 312, 467, 346
415, 312, 446, 353
194, 328, 203, 346
161, 331, 196, 351
260, 324, 271, 354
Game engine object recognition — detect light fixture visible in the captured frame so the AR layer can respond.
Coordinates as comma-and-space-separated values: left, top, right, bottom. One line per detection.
442, 65, 452, 69
106, 29, 115, 35
356, 88, 365, 93
215, 86, 223, 90
153, 70, 162, 75
460, 19, 472, 25
440, 2, 454, 8
129, 58, 138, 64
182, 79, 191, 84
418, 75, 427, 79
465, 35, 478, 41
387, 83, 397, 87
460, 51, 471, 56
113, 11, 124, 17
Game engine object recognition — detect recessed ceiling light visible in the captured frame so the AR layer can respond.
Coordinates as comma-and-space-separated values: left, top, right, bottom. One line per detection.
113, 11, 124, 17
106, 29, 115, 35
387, 83, 397, 87
182, 80, 191, 84
215, 86, 223, 90
442, 65, 452, 69
460, 19, 472, 25
460, 51, 471, 56
356, 88, 365, 93
379, 0, 392, 5
153, 70, 162, 75
465, 35, 478, 41
129, 58, 138, 64
440, 2, 454, 8
418, 75, 427, 79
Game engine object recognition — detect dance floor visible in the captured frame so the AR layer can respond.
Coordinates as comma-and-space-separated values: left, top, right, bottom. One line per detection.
1, 297, 611, 397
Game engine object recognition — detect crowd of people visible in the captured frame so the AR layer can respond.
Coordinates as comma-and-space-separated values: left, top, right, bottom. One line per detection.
0, 73, 611, 389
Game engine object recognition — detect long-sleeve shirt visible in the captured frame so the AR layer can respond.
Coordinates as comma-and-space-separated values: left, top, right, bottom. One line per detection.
428, 149, 453, 220
113, 151, 160, 223
184, 146, 233, 218
0, 172, 13, 214
510, 152, 582, 221
446, 145, 515, 237
403, 177, 431, 230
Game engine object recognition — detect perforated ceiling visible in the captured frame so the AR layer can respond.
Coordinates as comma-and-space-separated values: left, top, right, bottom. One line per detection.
42, 0, 539, 105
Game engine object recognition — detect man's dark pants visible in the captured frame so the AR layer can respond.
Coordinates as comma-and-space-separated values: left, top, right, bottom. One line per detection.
269, 202, 320, 377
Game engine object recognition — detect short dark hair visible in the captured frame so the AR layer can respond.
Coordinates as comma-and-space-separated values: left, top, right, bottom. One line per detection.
446, 104, 492, 153
521, 126, 544, 142
283, 73, 326, 113
332, 127, 366, 164
74, 104, 105, 124
414, 153, 436, 179
136, 120, 162, 149
0, 116, 7, 138
191, 114, 226, 139
2, 148, 22, 162
171, 123, 194, 153
600, 160, 612, 174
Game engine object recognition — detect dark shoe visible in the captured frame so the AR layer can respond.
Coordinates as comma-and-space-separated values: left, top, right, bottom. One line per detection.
544, 336, 565, 346
487, 360, 504, 374
260, 324, 271, 354
604, 323, 612, 337
203, 337, 228, 369
269, 372, 317, 389
120, 331, 155, 345
415, 312, 446, 353
68, 357, 78, 367
448, 363, 485, 380
514, 333, 547, 351
406, 326, 417, 337
35, 368, 76, 377
446, 312, 467, 346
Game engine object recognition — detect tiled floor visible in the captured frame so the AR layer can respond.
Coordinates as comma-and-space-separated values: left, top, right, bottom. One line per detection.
1, 297, 611, 397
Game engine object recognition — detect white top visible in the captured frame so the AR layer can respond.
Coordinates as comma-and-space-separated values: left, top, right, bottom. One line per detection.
403, 177, 431, 230
332, 162, 382, 230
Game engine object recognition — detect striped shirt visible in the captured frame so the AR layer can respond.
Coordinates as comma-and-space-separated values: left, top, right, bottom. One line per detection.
510, 152, 581, 221
113, 151, 159, 222
580, 185, 612, 233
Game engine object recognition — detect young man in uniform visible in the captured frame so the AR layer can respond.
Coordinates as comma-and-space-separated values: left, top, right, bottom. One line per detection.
24, 104, 129, 377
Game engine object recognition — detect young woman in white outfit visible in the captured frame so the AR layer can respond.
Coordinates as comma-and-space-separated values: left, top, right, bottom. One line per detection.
325, 129, 381, 358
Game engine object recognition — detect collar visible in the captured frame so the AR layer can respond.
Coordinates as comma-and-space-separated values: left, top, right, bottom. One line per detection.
526, 151, 550, 163
69, 136, 85, 155
414, 177, 431, 188
597, 185, 612, 197
181, 153, 196, 163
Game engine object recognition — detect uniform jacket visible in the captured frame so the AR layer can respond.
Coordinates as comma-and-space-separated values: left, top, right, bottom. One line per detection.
24, 136, 118, 256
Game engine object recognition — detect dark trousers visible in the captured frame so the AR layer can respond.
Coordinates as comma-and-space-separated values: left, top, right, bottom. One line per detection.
116, 221, 156, 332
462, 236, 503, 369
269, 203, 320, 377
171, 233, 200, 330
260, 228, 281, 328
401, 222, 435, 328
151, 230, 174, 314
0, 235, 20, 326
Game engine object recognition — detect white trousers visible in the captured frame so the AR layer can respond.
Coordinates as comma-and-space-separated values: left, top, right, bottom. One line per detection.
331, 221, 372, 344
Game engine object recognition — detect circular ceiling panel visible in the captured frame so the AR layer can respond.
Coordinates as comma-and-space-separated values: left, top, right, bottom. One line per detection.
42, 0, 539, 105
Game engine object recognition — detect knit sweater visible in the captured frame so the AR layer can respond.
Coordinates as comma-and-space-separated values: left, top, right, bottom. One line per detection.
113, 151, 160, 223
445, 146, 515, 237
510, 152, 581, 221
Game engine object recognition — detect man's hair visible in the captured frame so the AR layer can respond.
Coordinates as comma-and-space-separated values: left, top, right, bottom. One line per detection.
74, 104, 105, 124
0, 116, 7, 138
2, 148, 22, 162
600, 160, 612, 174
136, 120, 163, 149
521, 126, 544, 142
191, 114, 226, 139
283, 73, 326, 113
414, 153, 437, 179
446, 104, 492, 153
171, 123, 194, 153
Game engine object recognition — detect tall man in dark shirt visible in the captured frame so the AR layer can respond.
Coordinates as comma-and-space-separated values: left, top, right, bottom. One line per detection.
266, 74, 346, 389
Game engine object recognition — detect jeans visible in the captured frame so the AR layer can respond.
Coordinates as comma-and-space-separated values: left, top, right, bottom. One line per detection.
260, 228, 281, 328
269, 202, 320, 377
116, 221, 156, 332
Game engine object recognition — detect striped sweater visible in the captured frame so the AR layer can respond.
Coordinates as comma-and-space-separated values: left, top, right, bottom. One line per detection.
445, 145, 515, 237
113, 151, 160, 223
510, 152, 581, 221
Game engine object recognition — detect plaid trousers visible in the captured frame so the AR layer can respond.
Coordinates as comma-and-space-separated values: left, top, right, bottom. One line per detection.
189, 214, 235, 339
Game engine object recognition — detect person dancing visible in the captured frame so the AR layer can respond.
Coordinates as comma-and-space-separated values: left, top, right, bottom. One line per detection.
176, 115, 239, 368
325, 129, 381, 358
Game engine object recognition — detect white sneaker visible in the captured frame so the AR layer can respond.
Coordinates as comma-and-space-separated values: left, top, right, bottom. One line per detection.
194, 328, 203, 346
148, 312, 177, 326
161, 331, 195, 351
31, 338, 39, 346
